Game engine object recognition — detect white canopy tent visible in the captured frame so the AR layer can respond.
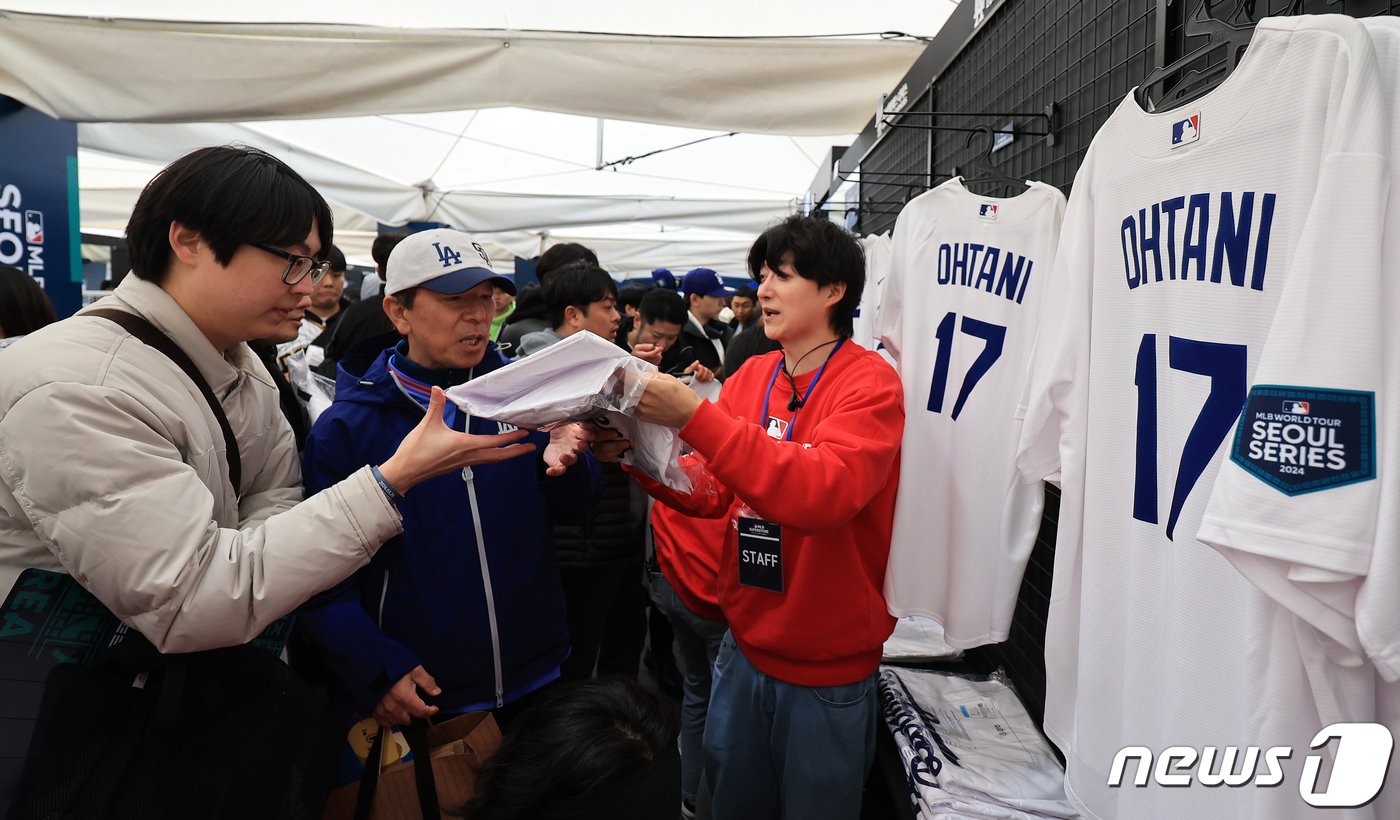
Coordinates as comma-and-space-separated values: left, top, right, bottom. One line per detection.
0, 2, 954, 275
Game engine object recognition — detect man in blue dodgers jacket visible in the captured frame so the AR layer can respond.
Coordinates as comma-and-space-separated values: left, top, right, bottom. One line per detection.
298, 229, 600, 734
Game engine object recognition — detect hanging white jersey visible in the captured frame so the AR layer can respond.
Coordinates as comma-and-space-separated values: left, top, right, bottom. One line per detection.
1196, 12, 1400, 725
879, 177, 1066, 648
852, 232, 893, 351
1016, 16, 1389, 820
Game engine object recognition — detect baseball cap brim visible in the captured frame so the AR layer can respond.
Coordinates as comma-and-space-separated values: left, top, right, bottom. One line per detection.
688, 284, 734, 298
417, 267, 517, 296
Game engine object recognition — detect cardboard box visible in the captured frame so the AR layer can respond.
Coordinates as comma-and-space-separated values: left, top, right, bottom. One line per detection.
323, 712, 502, 820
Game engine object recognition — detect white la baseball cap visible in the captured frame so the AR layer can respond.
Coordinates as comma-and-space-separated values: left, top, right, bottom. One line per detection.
384, 228, 516, 297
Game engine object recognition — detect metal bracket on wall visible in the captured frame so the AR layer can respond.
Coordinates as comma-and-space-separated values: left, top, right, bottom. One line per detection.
880, 103, 1059, 146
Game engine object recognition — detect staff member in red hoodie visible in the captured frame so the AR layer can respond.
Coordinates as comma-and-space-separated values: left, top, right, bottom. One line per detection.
611, 215, 904, 820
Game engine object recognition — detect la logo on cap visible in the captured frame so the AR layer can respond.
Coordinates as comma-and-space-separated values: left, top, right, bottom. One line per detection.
433, 242, 464, 268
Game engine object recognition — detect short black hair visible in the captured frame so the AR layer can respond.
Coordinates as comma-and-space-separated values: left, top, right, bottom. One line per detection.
617, 284, 650, 312
747, 215, 864, 337
543, 262, 618, 329
327, 244, 347, 273
455, 678, 678, 820
536, 243, 599, 285
125, 145, 333, 286
731, 284, 757, 303
372, 232, 409, 272
638, 288, 686, 327
0, 265, 56, 338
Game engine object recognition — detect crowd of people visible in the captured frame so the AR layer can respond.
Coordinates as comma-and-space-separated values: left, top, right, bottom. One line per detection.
0, 145, 903, 820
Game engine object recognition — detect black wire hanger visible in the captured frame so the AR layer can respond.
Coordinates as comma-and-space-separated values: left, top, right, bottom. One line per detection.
954, 125, 1023, 197
1135, 0, 1261, 112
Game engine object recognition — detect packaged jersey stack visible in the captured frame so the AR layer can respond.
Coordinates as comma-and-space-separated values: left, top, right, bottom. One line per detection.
879, 666, 1078, 819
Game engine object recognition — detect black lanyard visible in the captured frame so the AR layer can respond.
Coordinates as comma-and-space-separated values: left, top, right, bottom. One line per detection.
759, 339, 845, 443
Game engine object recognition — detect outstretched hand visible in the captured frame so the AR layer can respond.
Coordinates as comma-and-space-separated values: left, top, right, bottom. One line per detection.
379, 386, 536, 494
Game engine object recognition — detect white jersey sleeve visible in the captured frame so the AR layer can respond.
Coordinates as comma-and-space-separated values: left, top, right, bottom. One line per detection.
1198, 20, 1396, 686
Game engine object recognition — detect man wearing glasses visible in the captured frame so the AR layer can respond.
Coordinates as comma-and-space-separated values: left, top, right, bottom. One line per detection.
0, 145, 539, 655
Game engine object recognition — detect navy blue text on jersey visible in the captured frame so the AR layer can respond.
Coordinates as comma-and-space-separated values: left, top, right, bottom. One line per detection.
936, 243, 1033, 304
1121, 191, 1276, 291
1229, 385, 1375, 495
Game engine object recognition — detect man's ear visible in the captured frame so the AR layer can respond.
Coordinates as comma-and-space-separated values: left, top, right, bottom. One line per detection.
169, 222, 204, 266
384, 294, 411, 335
562, 304, 584, 331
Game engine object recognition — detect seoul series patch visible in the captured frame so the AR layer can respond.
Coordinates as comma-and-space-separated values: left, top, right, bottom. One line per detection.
1171, 113, 1200, 148
978, 203, 999, 220
1229, 385, 1375, 495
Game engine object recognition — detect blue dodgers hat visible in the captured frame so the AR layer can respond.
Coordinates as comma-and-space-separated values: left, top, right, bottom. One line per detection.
651, 268, 678, 289
681, 268, 734, 298
385, 227, 516, 297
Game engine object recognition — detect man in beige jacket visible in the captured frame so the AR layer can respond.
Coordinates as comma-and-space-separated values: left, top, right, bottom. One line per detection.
0, 145, 542, 653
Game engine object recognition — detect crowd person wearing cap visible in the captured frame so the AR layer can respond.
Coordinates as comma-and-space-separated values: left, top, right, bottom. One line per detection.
497, 242, 599, 356
318, 232, 409, 371
599, 215, 903, 820
0, 146, 537, 655
489, 283, 515, 342
680, 268, 735, 379
295, 228, 601, 734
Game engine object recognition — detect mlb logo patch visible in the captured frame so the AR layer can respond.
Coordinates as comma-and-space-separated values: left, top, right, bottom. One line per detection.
1171, 113, 1201, 148
24, 210, 42, 244
1283, 400, 1310, 415
978, 203, 998, 220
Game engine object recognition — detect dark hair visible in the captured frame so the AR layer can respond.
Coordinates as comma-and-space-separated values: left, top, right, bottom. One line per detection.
124, 145, 333, 286
542, 262, 617, 329
0, 265, 56, 338
617, 284, 650, 312
638, 288, 686, 327
747, 215, 864, 337
723, 320, 782, 377
454, 679, 679, 820
731, 285, 757, 303
372, 232, 409, 272
327, 244, 347, 273
535, 243, 599, 285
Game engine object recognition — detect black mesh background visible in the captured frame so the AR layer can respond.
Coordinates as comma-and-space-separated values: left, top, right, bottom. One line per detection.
859, 0, 1399, 728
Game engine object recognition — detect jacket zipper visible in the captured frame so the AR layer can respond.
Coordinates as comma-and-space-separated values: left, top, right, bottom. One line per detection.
378, 571, 390, 628
463, 464, 506, 708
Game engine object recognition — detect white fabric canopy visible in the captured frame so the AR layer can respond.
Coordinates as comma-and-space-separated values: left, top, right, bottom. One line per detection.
4, 2, 956, 275
0, 8, 928, 134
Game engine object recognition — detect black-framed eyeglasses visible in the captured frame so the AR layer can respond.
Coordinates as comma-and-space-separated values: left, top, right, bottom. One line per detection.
250, 242, 333, 286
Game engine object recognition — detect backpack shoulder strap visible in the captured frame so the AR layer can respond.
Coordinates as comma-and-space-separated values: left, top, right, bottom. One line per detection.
87, 308, 242, 492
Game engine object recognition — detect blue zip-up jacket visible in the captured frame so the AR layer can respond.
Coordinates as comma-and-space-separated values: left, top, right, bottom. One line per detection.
296, 339, 600, 715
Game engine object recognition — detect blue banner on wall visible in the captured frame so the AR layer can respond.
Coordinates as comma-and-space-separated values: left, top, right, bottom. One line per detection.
0, 97, 81, 319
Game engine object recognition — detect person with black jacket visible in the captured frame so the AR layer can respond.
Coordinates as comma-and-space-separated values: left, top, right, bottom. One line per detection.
679, 268, 734, 378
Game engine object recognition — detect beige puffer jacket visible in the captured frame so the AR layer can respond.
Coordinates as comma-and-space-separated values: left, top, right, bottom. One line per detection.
0, 277, 402, 652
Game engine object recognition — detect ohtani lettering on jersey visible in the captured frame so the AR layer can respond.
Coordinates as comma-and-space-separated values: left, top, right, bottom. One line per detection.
935, 243, 1034, 304
1120, 191, 1277, 291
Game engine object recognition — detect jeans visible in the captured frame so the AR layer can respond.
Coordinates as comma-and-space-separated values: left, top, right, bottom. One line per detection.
704, 631, 878, 820
645, 569, 727, 807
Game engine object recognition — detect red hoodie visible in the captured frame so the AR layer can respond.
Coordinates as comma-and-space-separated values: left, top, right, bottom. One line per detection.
651, 501, 726, 622
632, 341, 903, 686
